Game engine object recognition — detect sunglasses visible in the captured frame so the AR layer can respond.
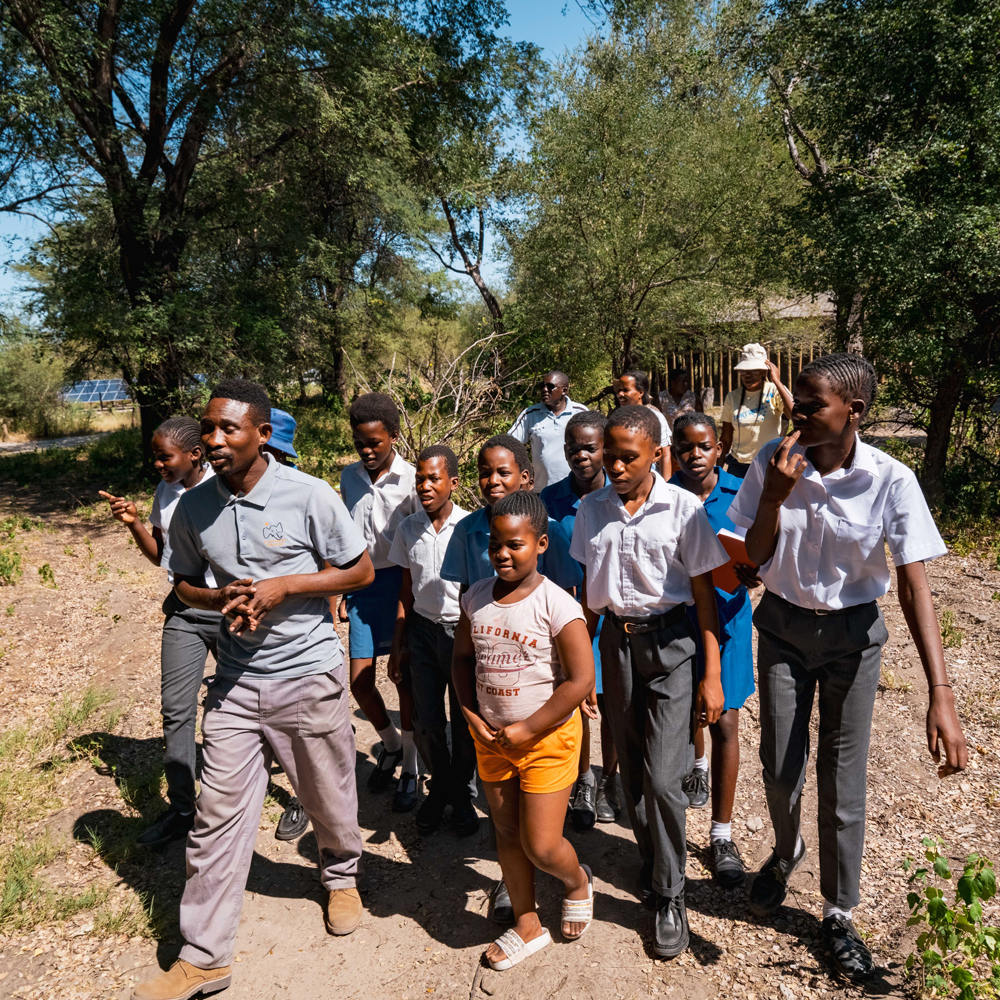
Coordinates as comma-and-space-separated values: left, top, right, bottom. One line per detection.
540, 382, 564, 391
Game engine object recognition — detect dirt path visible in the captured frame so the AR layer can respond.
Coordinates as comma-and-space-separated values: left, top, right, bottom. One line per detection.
0, 433, 108, 455
0, 501, 997, 1000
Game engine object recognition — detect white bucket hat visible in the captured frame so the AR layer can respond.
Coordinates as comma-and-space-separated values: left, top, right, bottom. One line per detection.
733, 343, 769, 371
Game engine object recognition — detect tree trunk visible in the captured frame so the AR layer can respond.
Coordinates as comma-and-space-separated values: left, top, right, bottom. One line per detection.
833, 286, 864, 352
921, 368, 963, 506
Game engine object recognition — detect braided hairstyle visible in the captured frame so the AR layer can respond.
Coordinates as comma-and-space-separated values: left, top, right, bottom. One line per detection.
799, 353, 878, 414
566, 409, 607, 438
478, 433, 530, 474
491, 490, 549, 540
621, 369, 651, 403
155, 417, 206, 466
417, 444, 458, 478
606, 403, 660, 446
673, 411, 717, 438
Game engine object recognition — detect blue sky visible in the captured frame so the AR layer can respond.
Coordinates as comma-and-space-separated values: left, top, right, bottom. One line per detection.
0, 4, 594, 309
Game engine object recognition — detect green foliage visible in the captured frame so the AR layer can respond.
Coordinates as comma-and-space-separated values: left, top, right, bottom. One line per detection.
36, 562, 55, 589
0, 547, 22, 587
904, 838, 1000, 999
940, 611, 965, 650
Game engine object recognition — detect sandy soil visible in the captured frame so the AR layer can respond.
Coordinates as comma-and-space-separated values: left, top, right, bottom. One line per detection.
0, 496, 997, 1000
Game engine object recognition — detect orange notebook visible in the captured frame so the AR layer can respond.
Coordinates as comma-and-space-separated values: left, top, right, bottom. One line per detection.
713, 528, 753, 593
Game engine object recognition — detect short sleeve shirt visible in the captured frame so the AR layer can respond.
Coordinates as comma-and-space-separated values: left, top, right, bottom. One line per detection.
509, 397, 590, 492
388, 503, 468, 624
168, 454, 366, 678
729, 436, 947, 610
440, 506, 583, 592
340, 454, 418, 569
721, 384, 785, 464
461, 576, 585, 728
152, 469, 217, 588
658, 389, 698, 426
570, 476, 728, 616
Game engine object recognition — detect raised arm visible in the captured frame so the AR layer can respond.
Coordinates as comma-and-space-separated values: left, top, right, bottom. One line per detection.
764, 360, 794, 416
745, 433, 806, 567
99, 491, 162, 567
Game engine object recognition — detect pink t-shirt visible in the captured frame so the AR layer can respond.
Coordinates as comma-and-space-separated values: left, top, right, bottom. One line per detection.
461, 576, 586, 729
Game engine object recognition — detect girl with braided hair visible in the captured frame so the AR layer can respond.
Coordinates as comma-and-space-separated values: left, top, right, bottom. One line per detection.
730, 352, 968, 982
99, 417, 220, 850
452, 490, 597, 971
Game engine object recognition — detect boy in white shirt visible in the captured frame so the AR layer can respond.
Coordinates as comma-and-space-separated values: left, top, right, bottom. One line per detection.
341, 393, 419, 799
570, 404, 729, 958
733, 353, 967, 982
387, 445, 478, 835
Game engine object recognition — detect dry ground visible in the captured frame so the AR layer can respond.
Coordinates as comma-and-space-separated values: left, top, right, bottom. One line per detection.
0, 481, 997, 1000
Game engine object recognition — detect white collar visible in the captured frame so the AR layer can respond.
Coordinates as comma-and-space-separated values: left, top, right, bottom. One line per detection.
596, 473, 674, 514
416, 502, 465, 532
798, 434, 878, 485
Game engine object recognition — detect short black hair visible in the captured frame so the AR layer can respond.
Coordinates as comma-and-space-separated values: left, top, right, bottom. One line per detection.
155, 417, 205, 464
620, 369, 651, 402
668, 367, 688, 383
417, 444, 458, 479
544, 370, 569, 385
491, 490, 549, 540
799, 353, 878, 412
565, 409, 607, 440
673, 411, 717, 439
349, 392, 400, 435
209, 379, 272, 426
478, 433, 530, 474
606, 403, 660, 445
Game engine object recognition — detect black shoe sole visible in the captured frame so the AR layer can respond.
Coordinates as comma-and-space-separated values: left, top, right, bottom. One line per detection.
714, 869, 747, 889
654, 931, 690, 958
274, 821, 309, 842
453, 818, 480, 838
748, 846, 807, 916
571, 812, 596, 832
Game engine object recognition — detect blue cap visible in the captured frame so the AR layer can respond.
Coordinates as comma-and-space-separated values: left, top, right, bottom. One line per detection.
268, 408, 299, 459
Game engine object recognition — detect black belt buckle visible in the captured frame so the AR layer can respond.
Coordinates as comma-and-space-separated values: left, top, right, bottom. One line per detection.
622, 620, 640, 634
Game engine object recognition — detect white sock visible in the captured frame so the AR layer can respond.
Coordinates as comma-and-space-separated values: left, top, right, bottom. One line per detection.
400, 729, 418, 775
578, 767, 595, 787
823, 901, 853, 922
376, 723, 401, 757
693, 755, 708, 772
710, 820, 732, 843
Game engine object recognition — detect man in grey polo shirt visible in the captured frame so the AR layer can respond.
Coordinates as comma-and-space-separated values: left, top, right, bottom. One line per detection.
133, 379, 374, 1000
509, 370, 589, 491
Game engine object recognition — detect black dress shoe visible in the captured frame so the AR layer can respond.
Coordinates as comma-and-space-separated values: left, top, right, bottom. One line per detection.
367, 744, 403, 791
654, 892, 689, 957
275, 797, 309, 841
136, 807, 194, 849
749, 840, 807, 916
491, 880, 514, 924
639, 862, 657, 910
416, 793, 448, 834
681, 767, 709, 808
595, 776, 621, 823
823, 915, 874, 980
710, 839, 747, 888
393, 772, 419, 812
450, 799, 480, 838
570, 779, 597, 832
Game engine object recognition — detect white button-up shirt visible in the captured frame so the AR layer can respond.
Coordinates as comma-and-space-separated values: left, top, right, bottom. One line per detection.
388, 503, 468, 624
729, 436, 947, 611
509, 396, 590, 492
340, 453, 418, 570
570, 476, 728, 616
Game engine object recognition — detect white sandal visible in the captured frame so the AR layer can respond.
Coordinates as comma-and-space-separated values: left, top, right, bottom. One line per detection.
487, 928, 552, 971
561, 863, 594, 940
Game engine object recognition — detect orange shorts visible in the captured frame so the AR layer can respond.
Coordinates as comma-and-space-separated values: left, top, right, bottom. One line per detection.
471, 711, 582, 794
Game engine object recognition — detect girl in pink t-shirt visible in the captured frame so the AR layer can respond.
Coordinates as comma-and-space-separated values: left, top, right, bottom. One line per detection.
452, 491, 596, 971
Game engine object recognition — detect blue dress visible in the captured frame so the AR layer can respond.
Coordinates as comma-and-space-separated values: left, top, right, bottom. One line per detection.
539, 475, 605, 695
668, 467, 755, 711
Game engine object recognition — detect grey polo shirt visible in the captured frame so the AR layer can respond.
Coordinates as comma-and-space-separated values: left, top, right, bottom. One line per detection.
509, 397, 590, 492
168, 454, 366, 679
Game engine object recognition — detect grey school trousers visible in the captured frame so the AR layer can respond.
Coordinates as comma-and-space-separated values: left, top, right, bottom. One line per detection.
161, 592, 220, 814
178, 669, 362, 970
755, 591, 887, 910
408, 612, 478, 804
599, 612, 697, 900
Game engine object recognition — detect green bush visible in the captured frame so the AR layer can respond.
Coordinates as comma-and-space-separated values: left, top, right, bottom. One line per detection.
289, 405, 354, 483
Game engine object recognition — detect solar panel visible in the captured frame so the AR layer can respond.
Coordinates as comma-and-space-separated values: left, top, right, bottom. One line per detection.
62, 378, 131, 404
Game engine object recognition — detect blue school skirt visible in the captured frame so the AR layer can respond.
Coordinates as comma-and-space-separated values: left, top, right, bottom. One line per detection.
689, 586, 755, 711
593, 615, 604, 695
347, 565, 403, 659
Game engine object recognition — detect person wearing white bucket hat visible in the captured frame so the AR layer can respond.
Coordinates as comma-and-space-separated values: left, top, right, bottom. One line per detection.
720, 344, 793, 479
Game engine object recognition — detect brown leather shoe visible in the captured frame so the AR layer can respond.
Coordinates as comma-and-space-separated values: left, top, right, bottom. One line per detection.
324, 886, 363, 935
132, 959, 231, 999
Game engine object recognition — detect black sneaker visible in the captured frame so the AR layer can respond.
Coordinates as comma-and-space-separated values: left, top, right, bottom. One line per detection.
366, 744, 403, 791
682, 767, 709, 808
135, 807, 194, 849
654, 892, 689, 957
416, 793, 448, 834
595, 775, 621, 823
393, 772, 418, 813
451, 799, 480, 838
823, 915, 874, 981
491, 880, 514, 924
570, 779, 597, 831
749, 840, 807, 916
639, 861, 656, 910
275, 797, 309, 841
709, 838, 747, 888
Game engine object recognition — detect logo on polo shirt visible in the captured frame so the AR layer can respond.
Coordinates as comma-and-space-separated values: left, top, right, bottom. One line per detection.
262, 522, 285, 547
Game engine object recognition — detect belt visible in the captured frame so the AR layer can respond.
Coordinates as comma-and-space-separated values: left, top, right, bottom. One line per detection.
606, 604, 686, 634
768, 592, 873, 617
